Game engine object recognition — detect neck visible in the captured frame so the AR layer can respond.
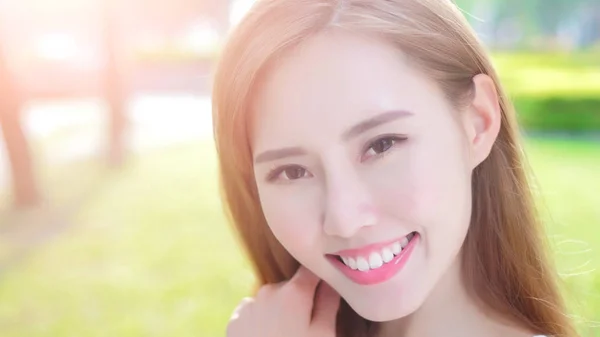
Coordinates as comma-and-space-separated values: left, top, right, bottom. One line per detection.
377, 255, 526, 337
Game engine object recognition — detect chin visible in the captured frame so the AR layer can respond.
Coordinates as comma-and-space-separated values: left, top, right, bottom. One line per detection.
343, 292, 424, 322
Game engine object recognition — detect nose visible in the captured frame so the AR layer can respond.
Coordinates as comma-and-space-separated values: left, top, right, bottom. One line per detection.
322, 164, 378, 238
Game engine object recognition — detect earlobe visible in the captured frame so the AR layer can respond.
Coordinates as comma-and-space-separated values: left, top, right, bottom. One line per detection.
466, 74, 501, 169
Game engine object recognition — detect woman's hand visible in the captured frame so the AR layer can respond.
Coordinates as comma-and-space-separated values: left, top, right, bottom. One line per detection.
227, 266, 341, 337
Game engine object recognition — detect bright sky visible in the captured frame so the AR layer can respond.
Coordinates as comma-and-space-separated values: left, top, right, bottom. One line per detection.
229, 0, 256, 27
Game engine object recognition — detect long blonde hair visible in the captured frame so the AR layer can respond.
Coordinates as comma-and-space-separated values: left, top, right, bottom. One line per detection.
212, 0, 577, 336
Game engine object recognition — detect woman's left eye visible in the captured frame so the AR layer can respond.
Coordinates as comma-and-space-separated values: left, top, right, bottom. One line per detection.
362, 135, 406, 161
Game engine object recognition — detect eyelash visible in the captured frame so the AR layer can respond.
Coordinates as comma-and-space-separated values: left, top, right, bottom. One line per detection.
360, 134, 408, 162
265, 134, 407, 183
265, 164, 308, 182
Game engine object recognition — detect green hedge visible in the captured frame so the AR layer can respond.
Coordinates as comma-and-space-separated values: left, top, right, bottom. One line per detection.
494, 52, 600, 133
513, 96, 600, 132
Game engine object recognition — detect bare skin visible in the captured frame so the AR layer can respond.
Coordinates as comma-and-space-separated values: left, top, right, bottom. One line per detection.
227, 267, 340, 337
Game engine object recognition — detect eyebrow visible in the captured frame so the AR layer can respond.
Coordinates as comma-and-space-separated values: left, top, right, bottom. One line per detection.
254, 146, 307, 164
341, 110, 413, 141
253, 110, 413, 164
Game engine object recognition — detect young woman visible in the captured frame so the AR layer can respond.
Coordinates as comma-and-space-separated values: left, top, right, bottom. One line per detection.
212, 0, 577, 336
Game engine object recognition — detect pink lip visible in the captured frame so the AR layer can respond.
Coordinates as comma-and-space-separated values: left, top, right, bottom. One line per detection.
327, 233, 419, 286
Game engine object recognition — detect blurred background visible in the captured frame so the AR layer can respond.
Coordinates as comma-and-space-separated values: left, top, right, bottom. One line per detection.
0, 0, 598, 336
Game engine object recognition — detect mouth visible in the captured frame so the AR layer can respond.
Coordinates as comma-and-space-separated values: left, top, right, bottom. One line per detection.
326, 232, 419, 285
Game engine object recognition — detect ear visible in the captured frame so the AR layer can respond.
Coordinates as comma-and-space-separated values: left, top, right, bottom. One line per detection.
462, 74, 501, 170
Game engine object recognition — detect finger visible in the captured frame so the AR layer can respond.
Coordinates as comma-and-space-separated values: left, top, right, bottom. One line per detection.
230, 297, 254, 321
310, 281, 341, 332
284, 266, 321, 298
256, 284, 276, 299
227, 298, 253, 337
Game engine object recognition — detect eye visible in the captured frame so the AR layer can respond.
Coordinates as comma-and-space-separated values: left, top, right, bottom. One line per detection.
266, 165, 312, 182
362, 135, 406, 161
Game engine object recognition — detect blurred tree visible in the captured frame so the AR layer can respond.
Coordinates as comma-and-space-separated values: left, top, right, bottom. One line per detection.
455, 0, 598, 48
533, 0, 578, 37
102, 0, 128, 168
580, 0, 600, 46
0, 42, 41, 208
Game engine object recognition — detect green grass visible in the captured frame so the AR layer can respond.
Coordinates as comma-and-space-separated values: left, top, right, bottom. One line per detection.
525, 139, 600, 335
0, 138, 598, 336
0, 141, 254, 337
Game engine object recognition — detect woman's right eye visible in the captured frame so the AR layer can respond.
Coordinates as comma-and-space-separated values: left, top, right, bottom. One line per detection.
266, 165, 312, 182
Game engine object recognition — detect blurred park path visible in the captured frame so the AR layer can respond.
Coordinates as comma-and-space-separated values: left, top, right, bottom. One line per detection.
0, 93, 213, 189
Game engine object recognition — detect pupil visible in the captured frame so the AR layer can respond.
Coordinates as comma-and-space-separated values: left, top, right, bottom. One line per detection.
286, 167, 304, 179
374, 139, 392, 153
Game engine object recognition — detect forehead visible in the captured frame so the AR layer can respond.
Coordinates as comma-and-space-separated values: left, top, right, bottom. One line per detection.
250, 30, 445, 148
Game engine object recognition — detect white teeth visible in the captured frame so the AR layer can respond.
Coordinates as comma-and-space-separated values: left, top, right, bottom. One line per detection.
348, 257, 357, 270
356, 257, 370, 271
400, 236, 409, 248
368, 252, 384, 269
391, 241, 401, 255
340, 236, 416, 271
381, 247, 394, 263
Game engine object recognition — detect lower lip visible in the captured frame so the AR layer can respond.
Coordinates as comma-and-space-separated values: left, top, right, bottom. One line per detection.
328, 234, 420, 286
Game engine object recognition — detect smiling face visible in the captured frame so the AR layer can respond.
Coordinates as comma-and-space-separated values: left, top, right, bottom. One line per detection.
250, 30, 476, 321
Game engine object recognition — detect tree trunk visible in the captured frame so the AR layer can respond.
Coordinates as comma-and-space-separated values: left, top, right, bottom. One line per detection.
0, 45, 41, 208
103, 1, 128, 168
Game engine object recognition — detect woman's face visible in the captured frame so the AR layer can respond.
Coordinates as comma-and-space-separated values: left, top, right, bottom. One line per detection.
250, 31, 481, 321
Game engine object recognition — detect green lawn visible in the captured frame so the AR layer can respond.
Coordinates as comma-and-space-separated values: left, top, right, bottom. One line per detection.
525, 138, 600, 335
0, 138, 598, 337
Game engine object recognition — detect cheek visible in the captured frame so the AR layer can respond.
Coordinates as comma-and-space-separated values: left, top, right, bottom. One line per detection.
259, 191, 321, 261
406, 138, 473, 257
373, 166, 441, 223
374, 138, 472, 226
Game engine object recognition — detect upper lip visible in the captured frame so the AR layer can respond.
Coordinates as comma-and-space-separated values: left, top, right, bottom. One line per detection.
329, 232, 414, 257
